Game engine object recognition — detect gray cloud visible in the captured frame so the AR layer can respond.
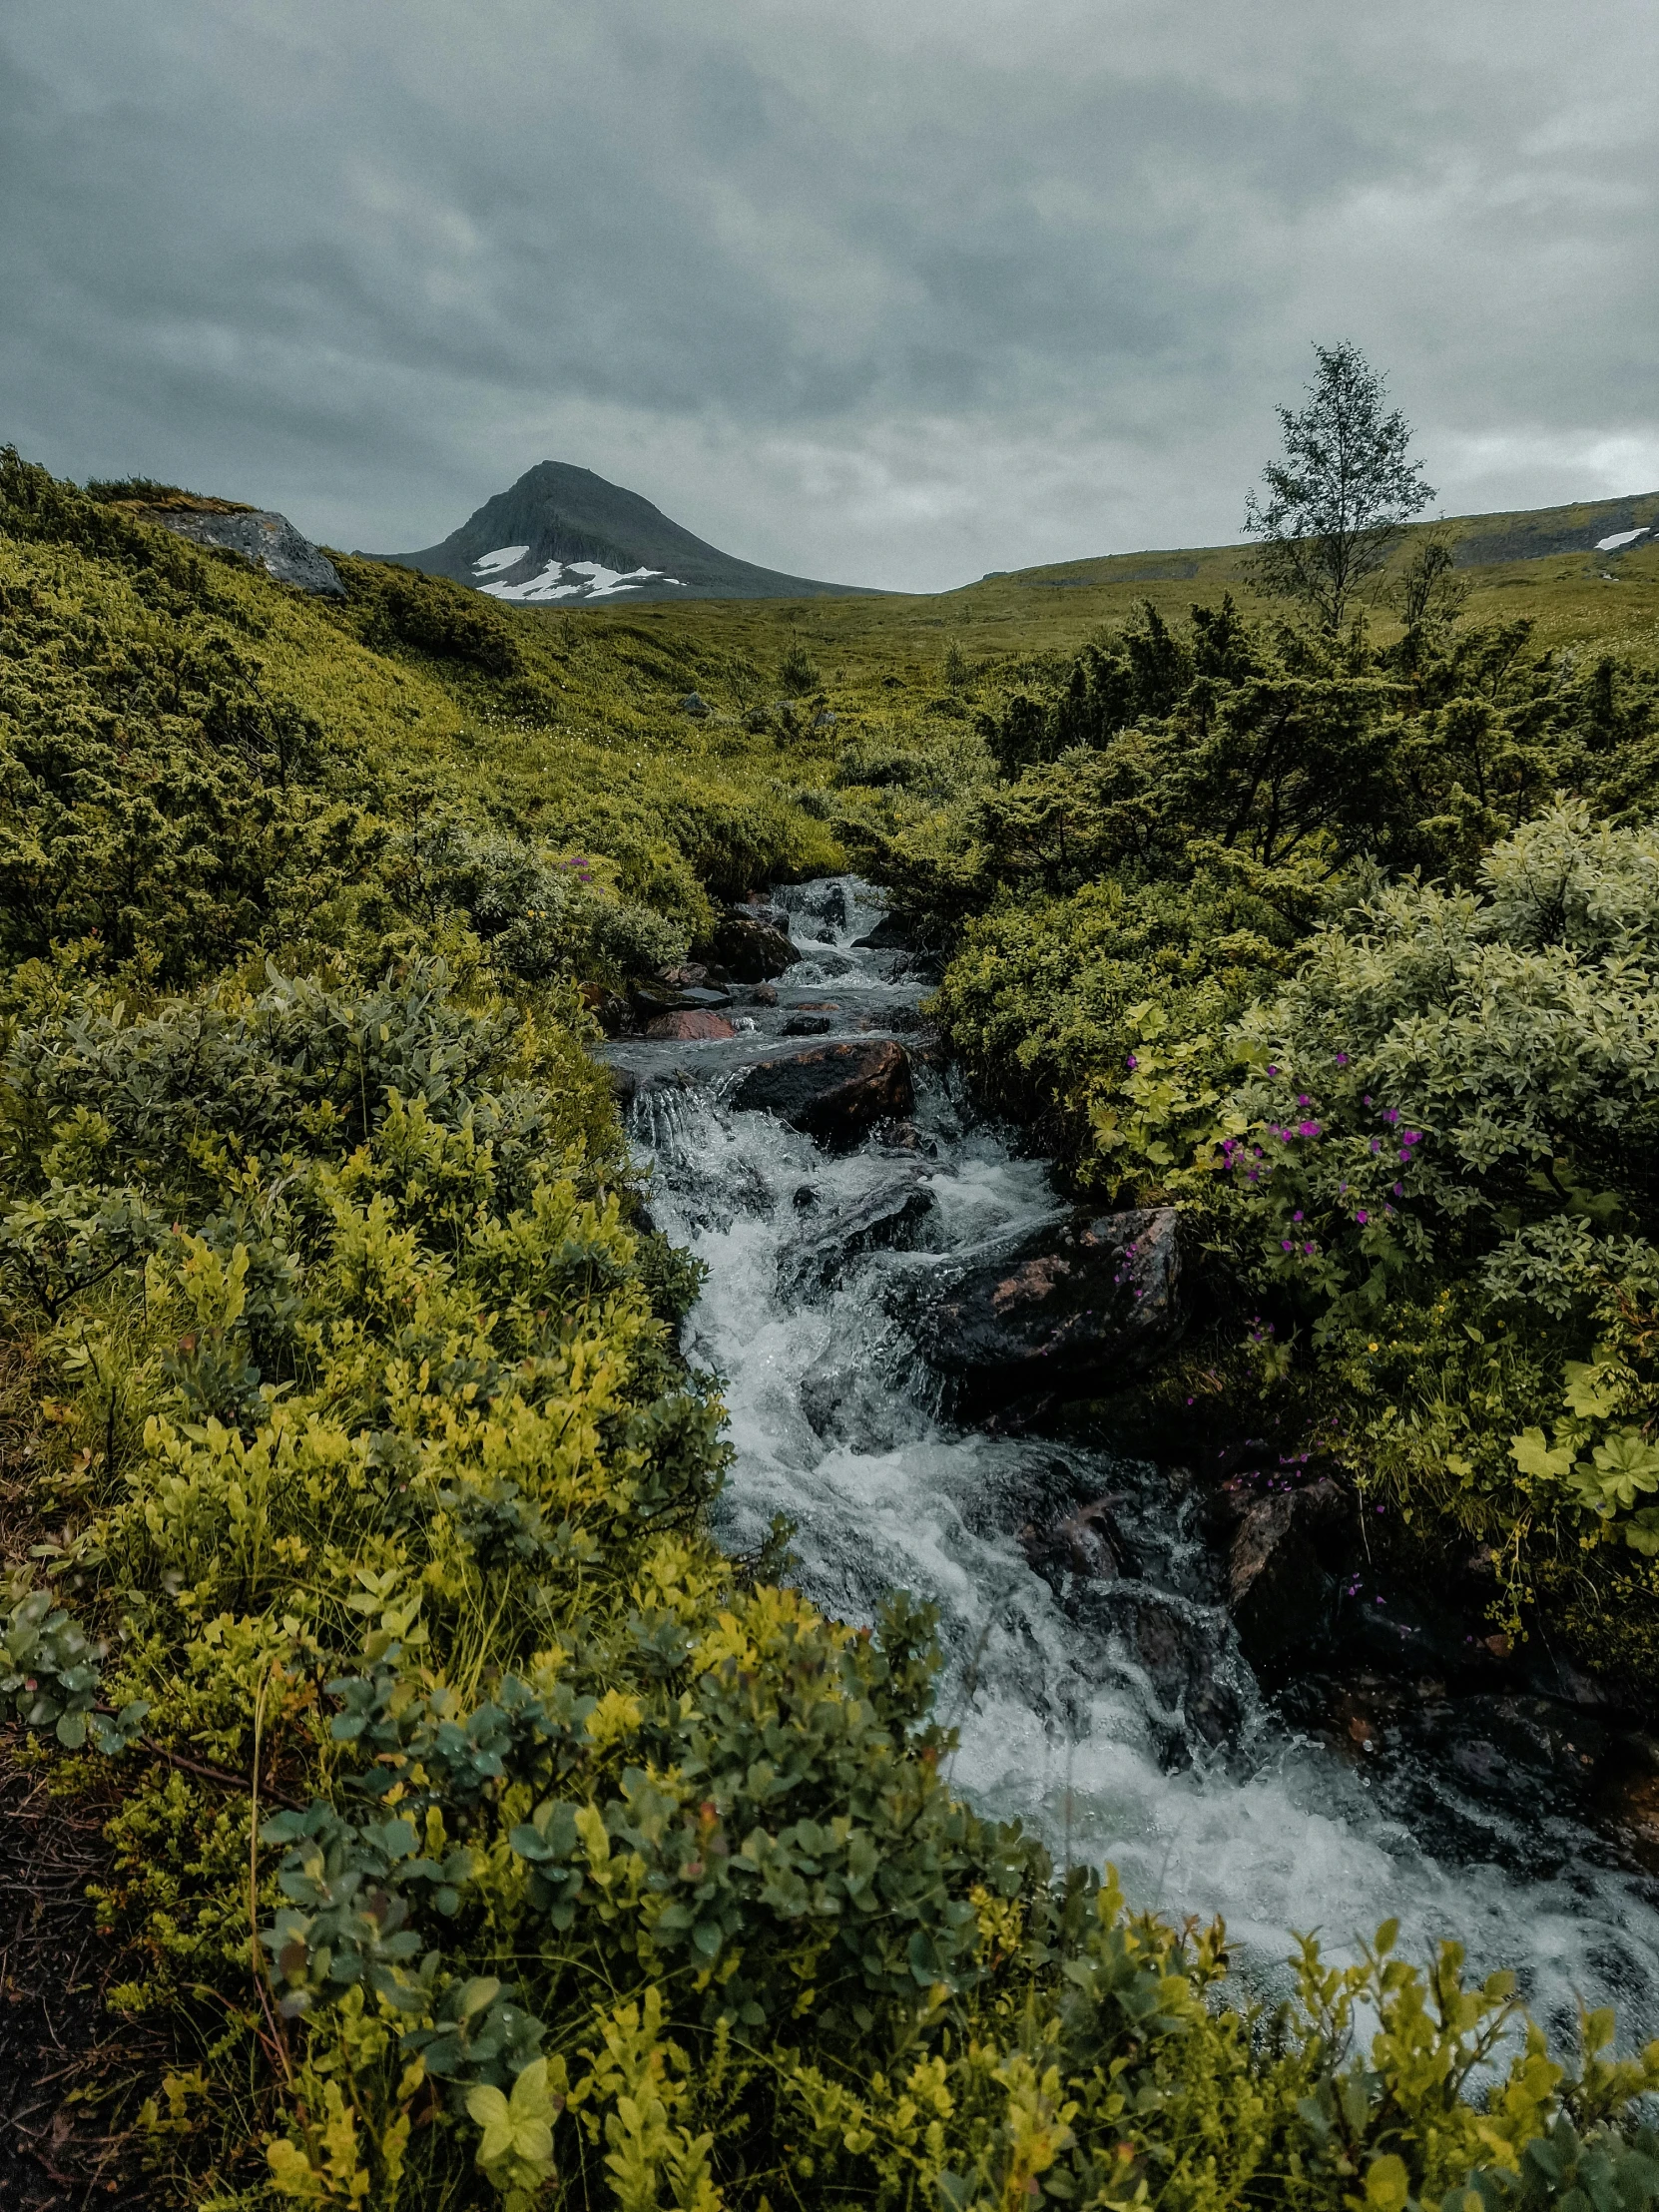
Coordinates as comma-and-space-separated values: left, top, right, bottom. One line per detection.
2, 0, 1656, 590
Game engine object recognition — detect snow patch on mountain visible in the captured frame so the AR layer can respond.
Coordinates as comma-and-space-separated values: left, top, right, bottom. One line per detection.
1597, 527, 1650, 552
471, 549, 689, 603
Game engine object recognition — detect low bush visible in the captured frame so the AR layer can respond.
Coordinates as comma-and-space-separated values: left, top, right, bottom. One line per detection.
899, 596, 1659, 1686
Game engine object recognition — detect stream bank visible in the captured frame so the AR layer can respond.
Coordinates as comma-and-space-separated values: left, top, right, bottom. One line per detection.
603, 874, 1659, 2042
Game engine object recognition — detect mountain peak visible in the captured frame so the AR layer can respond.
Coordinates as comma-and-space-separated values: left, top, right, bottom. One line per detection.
377, 461, 876, 606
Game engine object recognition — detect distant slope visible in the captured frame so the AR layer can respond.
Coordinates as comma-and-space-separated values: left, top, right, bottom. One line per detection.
376, 461, 878, 607
969, 489, 1659, 598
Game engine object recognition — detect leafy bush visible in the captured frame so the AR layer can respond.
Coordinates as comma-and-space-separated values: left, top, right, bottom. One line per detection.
343, 557, 524, 678
911, 594, 1659, 1682
394, 817, 687, 983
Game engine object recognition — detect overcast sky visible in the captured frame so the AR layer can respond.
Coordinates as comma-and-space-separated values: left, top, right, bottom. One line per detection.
3, 2, 1656, 593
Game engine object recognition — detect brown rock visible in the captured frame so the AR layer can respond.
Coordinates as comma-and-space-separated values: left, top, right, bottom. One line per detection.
731, 1039, 913, 1149
708, 912, 798, 982
644, 1010, 737, 1041
1227, 1480, 1343, 1665
907, 1207, 1184, 1409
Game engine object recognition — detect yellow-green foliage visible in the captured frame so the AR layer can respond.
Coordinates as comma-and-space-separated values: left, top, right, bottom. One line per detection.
7, 452, 1659, 2209
884, 586, 1659, 1687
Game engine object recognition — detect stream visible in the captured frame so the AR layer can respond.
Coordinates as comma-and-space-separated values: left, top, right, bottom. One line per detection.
608, 875, 1659, 2046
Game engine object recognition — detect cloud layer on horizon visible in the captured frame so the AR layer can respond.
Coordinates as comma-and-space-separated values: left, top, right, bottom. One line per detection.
3, 0, 1656, 592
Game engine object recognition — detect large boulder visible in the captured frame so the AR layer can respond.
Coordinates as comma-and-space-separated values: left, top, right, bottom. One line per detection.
730, 1040, 913, 1149
644, 1009, 736, 1041
909, 1206, 1183, 1412
708, 910, 798, 982
1225, 1483, 1340, 1667
140, 503, 345, 597
852, 911, 917, 951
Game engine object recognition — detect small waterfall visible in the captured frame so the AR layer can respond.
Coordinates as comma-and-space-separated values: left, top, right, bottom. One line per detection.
612, 877, 1659, 2042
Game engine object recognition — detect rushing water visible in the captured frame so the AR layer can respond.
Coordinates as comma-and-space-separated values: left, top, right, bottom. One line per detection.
610, 876, 1659, 2046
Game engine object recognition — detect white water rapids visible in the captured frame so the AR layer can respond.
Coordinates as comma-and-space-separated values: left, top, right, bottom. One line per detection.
611, 876, 1659, 2047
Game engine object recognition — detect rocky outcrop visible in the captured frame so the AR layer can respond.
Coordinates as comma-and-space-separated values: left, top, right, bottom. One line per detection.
140, 504, 345, 596
731, 1040, 913, 1150
707, 910, 798, 982
908, 1206, 1183, 1412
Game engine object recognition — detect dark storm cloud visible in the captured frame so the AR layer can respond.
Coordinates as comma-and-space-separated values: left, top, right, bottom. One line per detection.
2, 1, 1656, 589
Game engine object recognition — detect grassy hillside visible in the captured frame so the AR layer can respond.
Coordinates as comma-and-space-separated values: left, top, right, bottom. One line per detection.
559, 487, 1659, 683
7, 446, 1659, 2210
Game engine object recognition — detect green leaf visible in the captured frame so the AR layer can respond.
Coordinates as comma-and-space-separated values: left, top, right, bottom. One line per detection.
1564, 1360, 1622, 1419
1511, 1426, 1575, 1482
466, 2082, 513, 2165
1364, 2152, 1410, 2210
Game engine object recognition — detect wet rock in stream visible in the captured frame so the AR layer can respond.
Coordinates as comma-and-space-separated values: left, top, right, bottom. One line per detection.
777, 1175, 935, 1297
1019, 1493, 1126, 1584
1224, 1479, 1346, 1667
731, 1039, 914, 1149
907, 1205, 1184, 1413
706, 910, 798, 981
645, 1009, 737, 1040
852, 910, 918, 951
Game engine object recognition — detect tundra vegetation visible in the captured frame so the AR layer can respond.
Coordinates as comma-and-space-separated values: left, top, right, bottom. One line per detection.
5, 442, 1659, 2207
